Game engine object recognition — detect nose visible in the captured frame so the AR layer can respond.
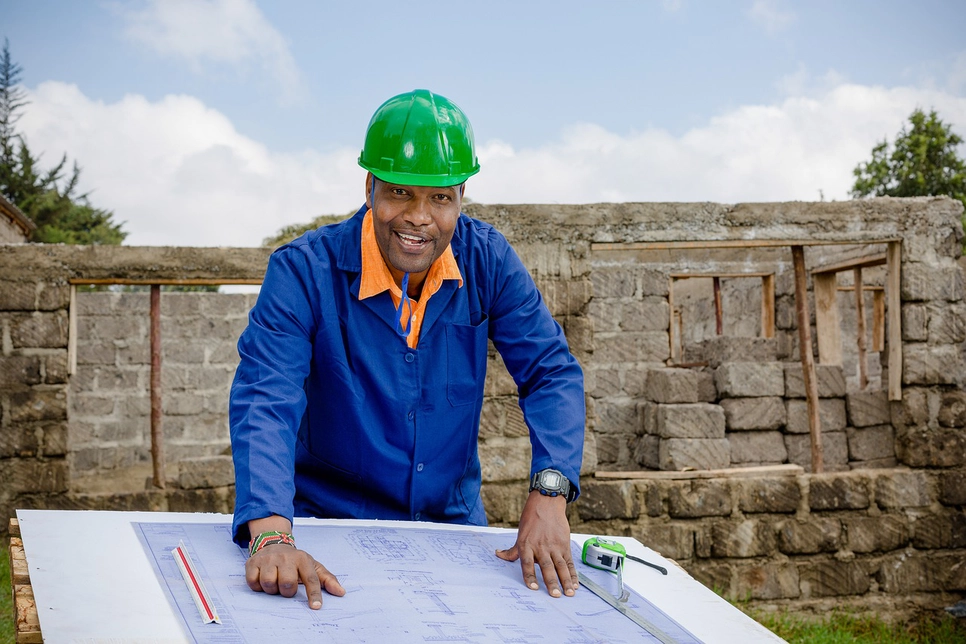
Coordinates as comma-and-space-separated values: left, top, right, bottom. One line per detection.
403, 196, 433, 226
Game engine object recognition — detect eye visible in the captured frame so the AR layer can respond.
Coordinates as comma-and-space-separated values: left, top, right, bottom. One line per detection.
434, 193, 452, 202
391, 187, 407, 196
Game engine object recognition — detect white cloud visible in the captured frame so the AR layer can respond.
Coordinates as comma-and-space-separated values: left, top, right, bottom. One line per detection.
117, 0, 303, 105
748, 0, 796, 35
17, 80, 966, 248
20, 82, 362, 247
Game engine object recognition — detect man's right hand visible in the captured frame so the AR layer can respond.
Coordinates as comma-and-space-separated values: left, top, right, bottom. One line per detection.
246, 516, 345, 609
245, 544, 345, 609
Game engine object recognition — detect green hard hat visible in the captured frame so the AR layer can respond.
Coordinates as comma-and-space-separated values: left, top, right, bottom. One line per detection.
359, 89, 481, 187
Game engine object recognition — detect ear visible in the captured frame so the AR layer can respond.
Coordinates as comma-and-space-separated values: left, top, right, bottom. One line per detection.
365, 173, 374, 208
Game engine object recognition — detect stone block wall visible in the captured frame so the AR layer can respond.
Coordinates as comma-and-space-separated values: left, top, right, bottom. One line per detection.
563, 469, 966, 620
69, 291, 255, 487
1, 197, 964, 618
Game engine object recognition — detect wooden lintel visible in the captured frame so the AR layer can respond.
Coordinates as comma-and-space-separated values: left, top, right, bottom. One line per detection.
594, 464, 805, 480
69, 278, 263, 286
592, 238, 901, 252
811, 253, 887, 275
836, 285, 884, 292
670, 272, 774, 279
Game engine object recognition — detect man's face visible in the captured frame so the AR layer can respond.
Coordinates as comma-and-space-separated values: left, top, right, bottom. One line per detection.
366, 175, 462, 283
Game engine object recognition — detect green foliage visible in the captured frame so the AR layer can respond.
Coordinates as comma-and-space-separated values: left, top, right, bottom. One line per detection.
1, 541, 12, 644
852, 108, 966, 212
0, 39, 126, 245
262, 210, 355, 248
745, 607, 966, 644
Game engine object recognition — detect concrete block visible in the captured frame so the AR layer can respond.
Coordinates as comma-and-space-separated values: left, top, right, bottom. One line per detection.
878, 552, 966, 593
938, 390, 966, 428
901, 262, 964, 302
784, 363, 847, 398
44, 352, 69, 385
8, 388, 68, 422
178, 455, 235, 489
711, 519, 776, 558
594, 433, 624, 465
594, 332, 670, 364
729, 431, 788, 464
721, 397, 785, 430
912, 509, 966, 549
902, 343, 962, 386
658, 437, 730, 471
10, 311, 68, 348
640, 268, 669, 297
939, 471, 966, 506
634, 434, 660, 469
479, 438, 531, 482
799, 560, 870, 598
615, 297, 669, 332
687, 336, 778, 368
776, 517, 842, 554
928, 302, 966, 344
808, 473, 870, 510
574, 481, 640, 521
594, 398, 639, 435
0, 355, 42, 387
785, 398, 846, 434
785, 432, 848, 472
846, 425, 895, 461
844, 515, 909, 553
645, 368, 714, 403
846, 390, 891, 427
738, 477, 801, 514
896, 426, 966, 468
630, 523, 694, 561
901, 304, 928, 341
890, 387, 935, 428
874, 470, 934, 508
654, 403, 726, 439
667, 480, 732, 518
715, 362, 784, 398
591, 265, 636, 298
0, 457, 69, 495
735, 562, 800, 600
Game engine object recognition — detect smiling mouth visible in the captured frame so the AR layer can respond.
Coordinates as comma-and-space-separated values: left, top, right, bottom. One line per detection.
395, 231, 430, 250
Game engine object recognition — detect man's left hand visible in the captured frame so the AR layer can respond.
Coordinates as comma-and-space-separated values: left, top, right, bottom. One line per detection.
496, 490, 578, 598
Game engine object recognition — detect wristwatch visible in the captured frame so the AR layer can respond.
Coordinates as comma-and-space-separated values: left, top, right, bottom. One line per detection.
529, 468, 577, 502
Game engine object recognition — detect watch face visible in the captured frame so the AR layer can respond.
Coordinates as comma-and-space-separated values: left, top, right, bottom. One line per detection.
542, 471, 561, 487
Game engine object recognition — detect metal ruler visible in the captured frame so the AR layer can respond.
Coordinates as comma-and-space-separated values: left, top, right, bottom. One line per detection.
577, 572, 676, 643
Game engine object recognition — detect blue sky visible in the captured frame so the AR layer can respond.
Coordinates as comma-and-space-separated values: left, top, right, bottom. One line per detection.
3, 0, 966, 247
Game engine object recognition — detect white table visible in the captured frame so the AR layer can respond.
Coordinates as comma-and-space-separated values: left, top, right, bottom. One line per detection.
16, 509, 782, 643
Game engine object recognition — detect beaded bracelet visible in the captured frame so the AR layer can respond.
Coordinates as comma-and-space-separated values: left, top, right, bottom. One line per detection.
248, 530, 297, 558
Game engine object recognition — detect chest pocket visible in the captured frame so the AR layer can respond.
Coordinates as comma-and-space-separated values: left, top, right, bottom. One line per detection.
445, 315, 488, 406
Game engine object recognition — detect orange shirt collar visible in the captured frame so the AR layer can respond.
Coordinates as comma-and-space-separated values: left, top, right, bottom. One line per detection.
359, 209, 462, 300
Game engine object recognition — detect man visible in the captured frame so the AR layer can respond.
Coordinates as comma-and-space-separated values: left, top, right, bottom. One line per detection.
230, 90, 585, 610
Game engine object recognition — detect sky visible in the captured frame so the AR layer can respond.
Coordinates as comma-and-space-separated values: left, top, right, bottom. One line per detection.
3, 0, 966, 248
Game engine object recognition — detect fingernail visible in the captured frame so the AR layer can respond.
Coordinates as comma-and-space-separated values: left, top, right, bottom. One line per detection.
529, 582, 538, 590
311, 600, 321, 609
551, 588, 561, 597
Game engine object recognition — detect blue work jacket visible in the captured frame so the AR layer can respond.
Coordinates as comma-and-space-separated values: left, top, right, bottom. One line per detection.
230, 206, 585, 545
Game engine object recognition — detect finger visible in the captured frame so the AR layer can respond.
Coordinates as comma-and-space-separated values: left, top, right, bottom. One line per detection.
554, 553, 576, 597
299, 557, 324, 609
245, 557, 263, 592
519, 549, 539, 591
276, 558, 300, 598
567, 556, 580, 593
495, 545, 519, 562
316, 562, 346, 598
258, 562, 280, 595
538, 555, 562, 598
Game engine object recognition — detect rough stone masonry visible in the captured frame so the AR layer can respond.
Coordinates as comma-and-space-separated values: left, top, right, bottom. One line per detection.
0, 196, 964, 620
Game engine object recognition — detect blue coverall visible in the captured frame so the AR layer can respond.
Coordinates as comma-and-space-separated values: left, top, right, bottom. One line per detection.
230, 206, 585, 545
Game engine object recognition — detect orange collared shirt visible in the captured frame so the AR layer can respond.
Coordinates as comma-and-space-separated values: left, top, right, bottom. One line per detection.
358, 210, 463, 349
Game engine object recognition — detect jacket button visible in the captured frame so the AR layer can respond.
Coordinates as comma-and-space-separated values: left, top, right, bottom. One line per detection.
414, 512, 421, 520
404, 353, 415, 363
416, 463, 424, 472
408, 410, 415, 421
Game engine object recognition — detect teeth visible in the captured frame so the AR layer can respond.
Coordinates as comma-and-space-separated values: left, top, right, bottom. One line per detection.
397, 232, 425, 244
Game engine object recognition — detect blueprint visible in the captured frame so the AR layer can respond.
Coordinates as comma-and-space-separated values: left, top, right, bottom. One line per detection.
135, 522, 702, 644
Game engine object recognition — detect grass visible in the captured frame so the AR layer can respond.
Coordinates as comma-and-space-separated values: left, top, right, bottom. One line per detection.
0, 539, 963, 643
746, 607, 966, 643
1, 540, 12, 644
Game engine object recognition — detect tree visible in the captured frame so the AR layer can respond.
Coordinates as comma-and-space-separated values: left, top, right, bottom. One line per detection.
852, 108, 966, 214
0, 39, 126, 244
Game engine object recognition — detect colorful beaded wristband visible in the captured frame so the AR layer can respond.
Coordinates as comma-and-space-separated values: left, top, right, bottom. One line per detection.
248, 530, 296, 558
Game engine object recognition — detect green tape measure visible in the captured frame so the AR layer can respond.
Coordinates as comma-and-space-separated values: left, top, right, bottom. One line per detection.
581, 536, 626, 572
